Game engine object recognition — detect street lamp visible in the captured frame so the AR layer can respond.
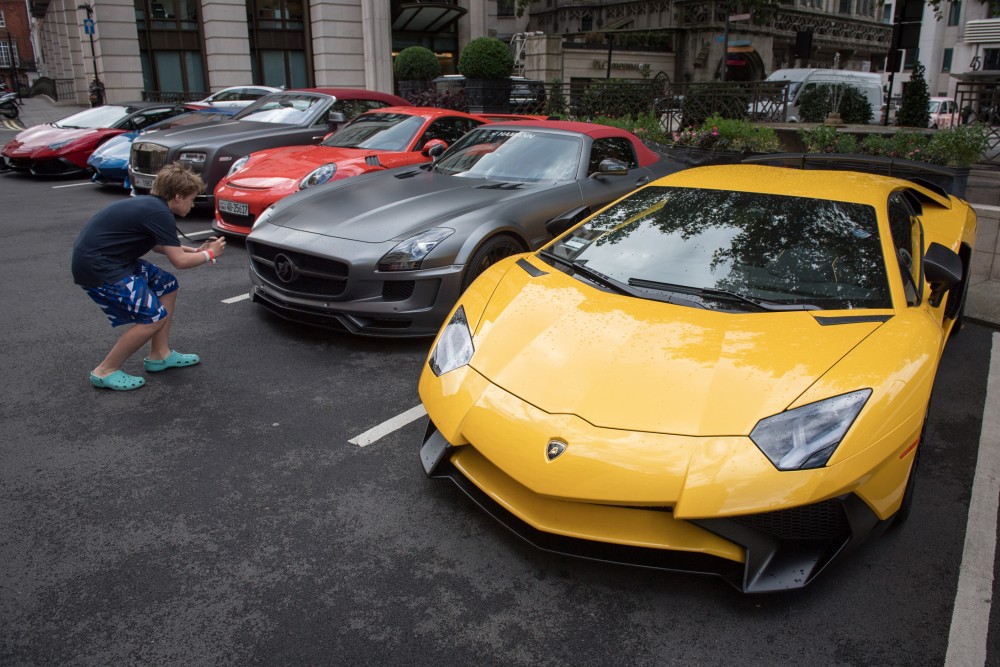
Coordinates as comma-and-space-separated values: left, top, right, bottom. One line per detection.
77, 3, 103, 106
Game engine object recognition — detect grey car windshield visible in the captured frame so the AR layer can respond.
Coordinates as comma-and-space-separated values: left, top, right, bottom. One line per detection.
322, 113, 424, 151
546, 186, 891, 311
233, 94, 326, 124
433, 128, 581, 182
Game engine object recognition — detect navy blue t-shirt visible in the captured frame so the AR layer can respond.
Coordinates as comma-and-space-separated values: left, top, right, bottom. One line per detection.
71, 196, 181, 287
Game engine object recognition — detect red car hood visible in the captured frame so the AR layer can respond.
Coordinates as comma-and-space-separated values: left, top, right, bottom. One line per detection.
6, 125, 111, 152
228, 145, 402, 186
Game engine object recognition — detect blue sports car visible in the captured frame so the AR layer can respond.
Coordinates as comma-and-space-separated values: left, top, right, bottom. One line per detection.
88, 108, 238, 189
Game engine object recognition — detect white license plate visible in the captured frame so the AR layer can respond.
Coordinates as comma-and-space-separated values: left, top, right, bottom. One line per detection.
133, 175, 154, 189
219, 199, 249, 216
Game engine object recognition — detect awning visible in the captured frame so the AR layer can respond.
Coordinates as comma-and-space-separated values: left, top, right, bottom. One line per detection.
392, 2, 467, 33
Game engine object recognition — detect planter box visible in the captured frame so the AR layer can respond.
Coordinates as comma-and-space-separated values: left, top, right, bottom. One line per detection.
741, 153, 971, 198
465, 78, 512, 114
643, 143, 753, 167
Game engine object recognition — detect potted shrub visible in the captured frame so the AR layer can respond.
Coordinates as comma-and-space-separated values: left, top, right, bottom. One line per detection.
458, 37, 514, 113
394, 46, 441, 100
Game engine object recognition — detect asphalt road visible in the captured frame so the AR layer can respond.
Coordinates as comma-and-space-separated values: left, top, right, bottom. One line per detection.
0, 167, 998, 667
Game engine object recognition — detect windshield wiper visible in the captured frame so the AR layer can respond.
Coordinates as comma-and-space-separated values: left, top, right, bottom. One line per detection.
627, 278, 820, 311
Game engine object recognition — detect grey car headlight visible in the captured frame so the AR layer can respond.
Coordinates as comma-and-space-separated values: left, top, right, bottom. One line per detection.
429, 306, 474, 376
300, 163, 337, 189
226, 155, 249, 178
750, 389, 872, 471
251, 205, 276, 231
378, 228, 454, 271
179, 152, 207, 168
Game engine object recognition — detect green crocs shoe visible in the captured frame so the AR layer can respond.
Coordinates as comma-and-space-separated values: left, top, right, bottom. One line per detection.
144, 350, 201, 372
90, 370, 146, 391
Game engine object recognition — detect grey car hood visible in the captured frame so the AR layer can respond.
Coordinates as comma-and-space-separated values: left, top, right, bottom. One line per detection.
272, 167, 549, 243
142, 119, 298, 148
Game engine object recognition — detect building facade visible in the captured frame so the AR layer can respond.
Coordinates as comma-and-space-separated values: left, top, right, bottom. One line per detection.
1, 0, 35, 92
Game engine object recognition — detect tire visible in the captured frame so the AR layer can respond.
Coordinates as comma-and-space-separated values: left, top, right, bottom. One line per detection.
461, 234, 525, 291
0, 105, 17, 119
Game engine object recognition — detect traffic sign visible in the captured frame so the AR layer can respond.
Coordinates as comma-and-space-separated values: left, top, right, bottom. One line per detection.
83, 18, 95, 35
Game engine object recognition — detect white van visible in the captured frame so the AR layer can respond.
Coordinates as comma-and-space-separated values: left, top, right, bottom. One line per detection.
765, 68, 885, 124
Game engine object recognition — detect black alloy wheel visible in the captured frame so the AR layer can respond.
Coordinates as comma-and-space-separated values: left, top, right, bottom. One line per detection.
462, 234, 526, 291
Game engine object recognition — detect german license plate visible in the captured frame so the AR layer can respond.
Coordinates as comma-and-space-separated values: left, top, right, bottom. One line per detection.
219, 199, 249, 216
133, 175, 154, 189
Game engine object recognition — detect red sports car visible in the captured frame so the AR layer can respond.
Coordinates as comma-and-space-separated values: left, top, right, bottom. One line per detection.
212, 106, 491, 236
1, 101, 188, 176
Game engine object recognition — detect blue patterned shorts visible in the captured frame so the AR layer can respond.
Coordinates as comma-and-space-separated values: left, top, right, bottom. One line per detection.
84, 259, 178, 328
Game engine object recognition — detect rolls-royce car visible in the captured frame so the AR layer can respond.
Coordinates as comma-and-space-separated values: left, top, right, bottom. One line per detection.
246, 120, 685, 337
127, 88, 407, 207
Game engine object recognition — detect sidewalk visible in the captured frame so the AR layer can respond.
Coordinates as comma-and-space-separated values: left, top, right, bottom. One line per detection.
3, 94, 1000, 329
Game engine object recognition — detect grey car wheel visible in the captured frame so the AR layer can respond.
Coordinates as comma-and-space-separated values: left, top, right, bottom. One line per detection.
462, 234, 526, 291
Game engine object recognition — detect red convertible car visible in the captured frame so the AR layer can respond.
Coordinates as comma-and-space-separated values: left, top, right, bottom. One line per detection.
213, 106, 492, 236
1, 101, 188, 176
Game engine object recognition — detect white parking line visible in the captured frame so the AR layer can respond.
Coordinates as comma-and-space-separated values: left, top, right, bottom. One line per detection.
52, 182, 95, 189
222, 293, 250, 304
946, 331, 1000, 667
349, 404, 427, 447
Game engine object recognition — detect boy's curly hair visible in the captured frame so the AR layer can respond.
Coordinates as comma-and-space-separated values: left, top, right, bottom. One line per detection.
150, 162, 206, 199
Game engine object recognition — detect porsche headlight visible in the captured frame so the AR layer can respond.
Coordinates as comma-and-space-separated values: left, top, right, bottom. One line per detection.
300, 163, 337, 189
378, 228, 454, 271
429, 306, 474, 376
226, 155, 249, 178
750, 389, 872, 471
251, 205, 276, 231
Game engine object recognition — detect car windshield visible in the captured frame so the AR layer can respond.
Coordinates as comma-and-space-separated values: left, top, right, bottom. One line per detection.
322, 113, 424, 151
544, 186, 891, 311
53, 105, 132, 129
233, 94, 326, 124
432, 127, 581, 182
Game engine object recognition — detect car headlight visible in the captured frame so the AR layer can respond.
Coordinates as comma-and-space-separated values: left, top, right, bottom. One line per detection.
226, 155, 249, 178
300, 163, 337, 189
429, 306, 474, 376
251, 205, 276, 231
749, 389, 872, 471
378, 228, 454, 271
179, 152, 207, 164
47, 138, 74, 150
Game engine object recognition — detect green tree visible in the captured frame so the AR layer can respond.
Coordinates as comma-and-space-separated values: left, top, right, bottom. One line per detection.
897, 60, 931, 128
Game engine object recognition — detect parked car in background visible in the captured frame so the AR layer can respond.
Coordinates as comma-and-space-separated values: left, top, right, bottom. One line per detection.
88, 107, 239, 189
213, 106, 490, 236
189, 85, 282, 110
764, 68, 884, 123
418, 164, 976, 592
433, 75, 547, 113
1, 102, 189, 176
245, 120, 684, 337
928, 97, 959, 129
128, 88, 407, 208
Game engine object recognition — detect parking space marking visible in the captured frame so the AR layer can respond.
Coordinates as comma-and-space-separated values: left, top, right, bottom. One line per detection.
52, 182, 95, 189
223, 293, 250, 304
946, 331, 1000, 667
349, 404, 427, 447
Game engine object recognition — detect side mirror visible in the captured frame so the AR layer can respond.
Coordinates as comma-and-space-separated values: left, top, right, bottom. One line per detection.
924, 242, 962, 307
423, 139, 448, 158
590, 158, 629, 178
327, 111, 347, 128
545, 205, 590, 238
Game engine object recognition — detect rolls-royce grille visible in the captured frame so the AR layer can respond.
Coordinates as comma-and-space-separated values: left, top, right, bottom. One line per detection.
131, 142, 168, 175
734, 498, 849, 541
248, 241, 349, 297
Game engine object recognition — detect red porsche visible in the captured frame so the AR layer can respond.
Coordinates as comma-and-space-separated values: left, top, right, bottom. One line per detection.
212, 106, 493, 236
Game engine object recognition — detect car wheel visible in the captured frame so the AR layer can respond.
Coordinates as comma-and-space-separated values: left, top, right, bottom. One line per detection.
894, 416, 925, 526
462, 234, 526, 291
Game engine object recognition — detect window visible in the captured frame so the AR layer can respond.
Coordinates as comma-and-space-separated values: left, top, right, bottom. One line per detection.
904, 48, 919, 71
948, 0, 961, 26
839, 0, 852, 14
497, 0, 514, 17
0, 10, 5, 28
417, 117, 483, 151
0, 43, 18, 68
882, 3, 893, 23
942, 48, 952, 72
887, 194, 922, 306
588, 138, 638, 174
984, 48, 1000, 70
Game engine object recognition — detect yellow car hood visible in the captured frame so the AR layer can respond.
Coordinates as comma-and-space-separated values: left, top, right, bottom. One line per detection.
470, 264, 884, 436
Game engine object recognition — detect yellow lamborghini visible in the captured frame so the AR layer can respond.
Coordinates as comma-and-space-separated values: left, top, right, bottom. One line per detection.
417, 164, 977, 593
